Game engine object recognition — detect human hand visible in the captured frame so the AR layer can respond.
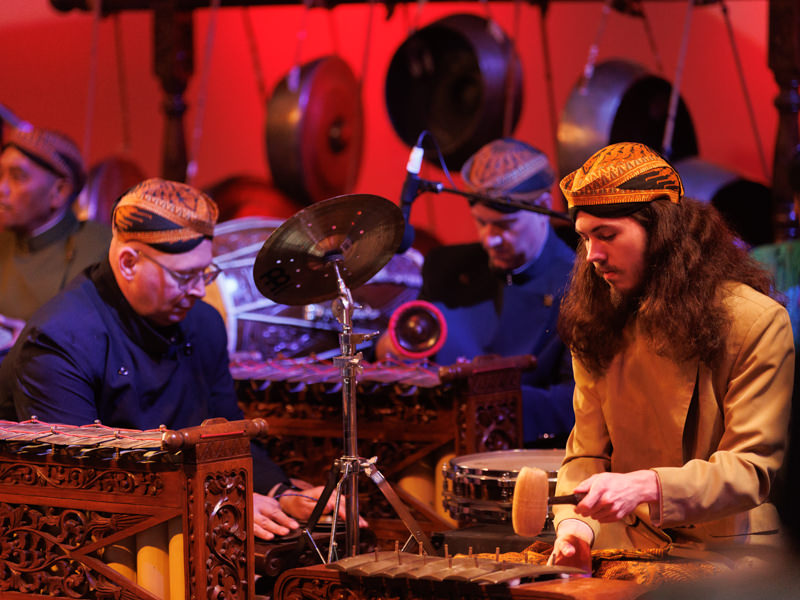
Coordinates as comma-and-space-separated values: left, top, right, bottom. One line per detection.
253, 492, 300, 540
278, 485, 368, 528
573, 470, 659, 523
549, 519, 593, 573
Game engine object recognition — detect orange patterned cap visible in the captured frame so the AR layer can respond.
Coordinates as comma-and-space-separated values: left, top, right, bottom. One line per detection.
560, 142, 683, 217
3, 126, 85, 194
113, 178, 219, 253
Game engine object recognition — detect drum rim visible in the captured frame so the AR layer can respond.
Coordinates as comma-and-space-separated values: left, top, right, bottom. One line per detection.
447, 448, 565, 476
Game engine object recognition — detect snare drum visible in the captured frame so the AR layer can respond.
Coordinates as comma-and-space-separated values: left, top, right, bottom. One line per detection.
442, 449, 565, 525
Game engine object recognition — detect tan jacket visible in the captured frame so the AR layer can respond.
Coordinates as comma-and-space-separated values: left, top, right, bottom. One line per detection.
553, 282, 794, 550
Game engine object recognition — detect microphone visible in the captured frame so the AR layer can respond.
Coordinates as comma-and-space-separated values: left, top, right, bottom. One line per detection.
396, 144, 425, 254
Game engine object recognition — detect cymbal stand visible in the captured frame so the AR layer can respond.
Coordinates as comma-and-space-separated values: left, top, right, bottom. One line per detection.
299, 254, 435, 561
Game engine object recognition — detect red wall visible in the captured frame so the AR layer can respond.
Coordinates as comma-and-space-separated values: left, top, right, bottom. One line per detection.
0, 1, 778, 246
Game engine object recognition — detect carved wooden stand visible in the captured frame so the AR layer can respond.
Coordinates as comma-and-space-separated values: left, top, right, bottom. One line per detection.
0, 417, 264, 600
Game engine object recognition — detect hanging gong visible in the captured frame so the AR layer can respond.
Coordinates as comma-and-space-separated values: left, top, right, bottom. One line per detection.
74, 156, 146, 225
266, 55, 364, 206
674, 157, 773, 247
557, 59, 698, 177
385, 14, 523, 171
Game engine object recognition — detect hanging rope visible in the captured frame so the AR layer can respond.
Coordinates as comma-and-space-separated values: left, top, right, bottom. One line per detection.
186, 0, 222, 184
82, 0, 103, 165
538, 2, 560, 169
241, 7, 269, 104
358, 0, 376, 92
113, 13, 132, 153
327, 7, 341, 58
289, 0, 314, 94
579, 0, 613, 94
640, 7, 664, 75
410, 0, 427, 34
719, 0, 769, 180
501, 0, 522, 138
661, 0, 695, 158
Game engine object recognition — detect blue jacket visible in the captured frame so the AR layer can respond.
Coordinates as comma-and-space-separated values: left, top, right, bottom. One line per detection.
420, 227, 575, 443
0, 258, 287, 493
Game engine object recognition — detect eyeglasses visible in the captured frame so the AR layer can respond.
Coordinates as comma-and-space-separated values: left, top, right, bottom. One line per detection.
136, 250, 222, 290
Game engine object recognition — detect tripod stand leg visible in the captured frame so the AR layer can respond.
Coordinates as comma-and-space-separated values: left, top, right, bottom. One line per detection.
295, 460, 343, 563
363, 460, 436, 556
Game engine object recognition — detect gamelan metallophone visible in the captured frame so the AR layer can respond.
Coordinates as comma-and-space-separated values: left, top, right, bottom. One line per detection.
0, 417, 267, 600
233, 354, 536, 540
272, 551, 649, 600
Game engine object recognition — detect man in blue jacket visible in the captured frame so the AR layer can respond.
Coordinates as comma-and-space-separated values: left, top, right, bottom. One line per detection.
378, 138, 575, 444
0, 177, 347, 540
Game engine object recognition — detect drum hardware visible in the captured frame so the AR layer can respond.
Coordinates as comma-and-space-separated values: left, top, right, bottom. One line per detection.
442, 449, 565, 527
253, 193, 435, 560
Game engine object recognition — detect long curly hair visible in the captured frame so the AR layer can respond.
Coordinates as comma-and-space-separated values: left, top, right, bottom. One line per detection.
558, 198, 774, 375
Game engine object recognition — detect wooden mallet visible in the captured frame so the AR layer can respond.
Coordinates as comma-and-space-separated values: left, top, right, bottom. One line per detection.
512, 466, 584, 537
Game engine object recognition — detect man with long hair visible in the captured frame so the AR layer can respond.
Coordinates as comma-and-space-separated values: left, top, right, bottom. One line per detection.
548, 142, 794, 571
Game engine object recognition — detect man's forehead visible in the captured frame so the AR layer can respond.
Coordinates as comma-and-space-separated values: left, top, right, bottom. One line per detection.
574, 212, 628, 234
471, 203, 521, 224
0, 146, 53, 175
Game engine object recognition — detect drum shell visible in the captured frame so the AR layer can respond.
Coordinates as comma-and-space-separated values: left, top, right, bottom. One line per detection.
442, 449, 564, 525
557, 59, 698, 177
385, 13, 522, 171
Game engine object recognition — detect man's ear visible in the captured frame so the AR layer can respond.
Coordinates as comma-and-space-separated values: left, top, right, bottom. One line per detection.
49, 177, 74, 210
117, 246, 139, 281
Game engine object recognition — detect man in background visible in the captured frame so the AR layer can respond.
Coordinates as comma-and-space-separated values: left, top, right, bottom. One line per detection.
0, 124, 111, 350
378, 138, 575, 445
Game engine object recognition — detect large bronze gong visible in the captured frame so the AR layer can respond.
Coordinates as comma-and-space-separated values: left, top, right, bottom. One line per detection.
557, 59, 698, 177
266, 55, 364, 206
675, 157, 773, 247
385, 14, 522, 171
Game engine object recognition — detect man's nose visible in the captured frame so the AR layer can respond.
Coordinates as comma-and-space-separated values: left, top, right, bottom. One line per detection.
485, 232, 504, 248
585, 239, 605, 263
186, 276, 207, 298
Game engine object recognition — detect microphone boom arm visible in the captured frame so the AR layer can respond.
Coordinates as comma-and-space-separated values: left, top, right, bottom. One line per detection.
412, 177, 571, 222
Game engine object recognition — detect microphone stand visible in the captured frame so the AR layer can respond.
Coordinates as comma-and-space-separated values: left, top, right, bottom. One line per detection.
405, 173, 572, 222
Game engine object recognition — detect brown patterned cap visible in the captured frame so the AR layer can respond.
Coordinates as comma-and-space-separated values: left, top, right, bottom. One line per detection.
2, 126, 86, 195
560, 142, 683, 218
113, 178, 219, 254
461, 138, 555, 212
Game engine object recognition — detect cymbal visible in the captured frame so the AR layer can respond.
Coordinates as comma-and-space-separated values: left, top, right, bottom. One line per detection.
253, 194, 405, 305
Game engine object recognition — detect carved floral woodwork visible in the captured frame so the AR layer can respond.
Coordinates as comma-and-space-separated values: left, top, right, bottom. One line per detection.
0, 419, 259, 599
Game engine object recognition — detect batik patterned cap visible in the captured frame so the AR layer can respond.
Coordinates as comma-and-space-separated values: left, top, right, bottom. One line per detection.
3, 126, 85, 193
113, 178, 219, 254
560, 142, 683, 218
461, 138, 555, 212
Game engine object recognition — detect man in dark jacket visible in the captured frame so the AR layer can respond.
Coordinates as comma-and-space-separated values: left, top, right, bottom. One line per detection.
0, 177, 346, 540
